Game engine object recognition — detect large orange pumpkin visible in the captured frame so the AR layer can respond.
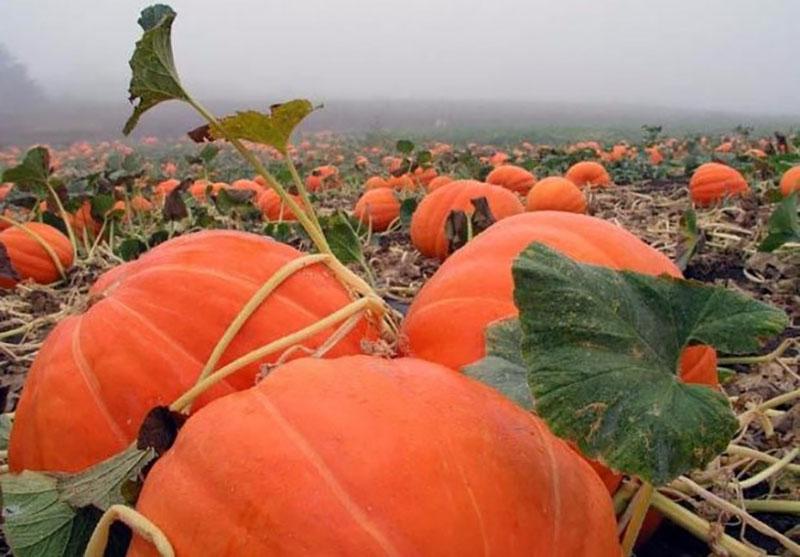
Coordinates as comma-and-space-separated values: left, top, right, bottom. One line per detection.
402, 211, 717, 386
486, 164, 537, 194
779, 166, 800, 197
410, 180, 525, 260
129, 356, 621, 557
565, 161, 611, 188
689, 162, 749, 206
0, 222, 73, 289
354, 188, 400, 232
526, 177, 587, 213
256, 189, 302, 221
9, 231, 375, 473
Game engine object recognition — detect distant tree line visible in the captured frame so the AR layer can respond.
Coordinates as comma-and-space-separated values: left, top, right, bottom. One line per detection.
0, 44, 45, 112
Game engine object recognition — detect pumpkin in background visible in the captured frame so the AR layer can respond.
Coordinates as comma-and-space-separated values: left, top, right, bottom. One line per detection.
689, 162, 749, 207
779, 166, 800, 197
9, 231, 376, 473
526, 177, 587, 214
386, 174, 416, 191
565, 161, 611, 188
486, 164, 537, 194
189, 180, 227, 201
354, 188, 400, 232
364, 176, 389, 190
427, 175, 453, 192
229, 179, 264, 196
402, 211, 717, 385
412, 166, 438, 187
130, 195, 154, 213
0, 222, 73, 289
257, 189, 302, 221
72, 201, 101, 238
154, 178, 181, 199
410, 180, 524, 260
306, 165, 339, 192
129, 356, 621, 557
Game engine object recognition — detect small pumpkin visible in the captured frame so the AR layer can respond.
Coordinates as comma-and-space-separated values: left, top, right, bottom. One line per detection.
412, 166, 438, 187
9, 231, 376, 473
565, 161, 611, 188
229, 179, 264, 195
364, 176, 390, 190
154, 178, 181, 199
779, 166, 800, 197
72, 201, 102, 238
689, 162, 749, 207
0, 222, 73, 289
257, 189, 302, 221
410, 180, 525, 260
129, 356, 621, 556
485, 164, 537, 194
305, 165, 339, 192
386, 174, 416, 191
354, 188, 400, 232
526, 177, 587, 213
426, 175, 453, 192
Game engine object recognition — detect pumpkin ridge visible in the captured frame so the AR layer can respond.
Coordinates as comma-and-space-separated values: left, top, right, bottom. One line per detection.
251, 388, 402, 557
72, 316, 128, 446
530, 412, 563, 553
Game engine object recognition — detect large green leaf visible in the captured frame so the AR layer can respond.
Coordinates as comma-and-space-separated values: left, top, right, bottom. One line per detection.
759, 192, 799, 252
463, 318, 533, 409
123, 4, 189, 135
1, 445, 155, 557
512, 243, 788, 485
1, 146, 51, 193
211, 100, 315, 154
319, 211, 363, 265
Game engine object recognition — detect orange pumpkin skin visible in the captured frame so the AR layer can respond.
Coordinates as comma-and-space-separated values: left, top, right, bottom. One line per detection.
229, 179, 264, 195
402, 212, 717, 385
427, 175, 453, 192
410, 180, 525, 260
689, 163, 749, 207
73, 201, 101, 238
779, 166, 800, 197
189, 181, 227, 201
565, 161, 611, 188
154, 179, 180, 199
364, 176, 389, 190
9, 231, 375, 473
0, 223, 73, 289
257, 189, 302, 221
413, 166, 438, 187
354, 188, 400, 232
130, 196, 153, 212
386, 174, 416, 191
486, 165, 537, 194
129, 356, 621, 557
526, 177, 587, 213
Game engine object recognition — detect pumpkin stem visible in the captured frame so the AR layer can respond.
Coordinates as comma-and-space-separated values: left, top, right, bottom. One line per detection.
285, 155, 323, 232
170, 296, 384, 412
619, 481, 653, 556
44, 180, 79, 260
84, 504, 174, 557
0, 215, 67, 282
717, 337, 795, 366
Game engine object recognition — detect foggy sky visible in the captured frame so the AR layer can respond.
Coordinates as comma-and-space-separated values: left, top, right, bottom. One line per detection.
2, 0, 800, 115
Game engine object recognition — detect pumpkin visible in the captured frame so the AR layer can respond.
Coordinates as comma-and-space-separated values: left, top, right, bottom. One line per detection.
486, 165, 537, 194
689, 162, 749, 207
412, 166, 438, 187
526, 177, 587, 214
364, 176, 389, 190
402, 211, 717, 384
386, 174, 416, 191
779, 166, 800, 197
154, 179, 180, 199
354, 188, 400, 232
257, 189, 302, 221
565, 161, 611, 188
426, 175, 453, 192
0, 222, 73, 289
73, 201, 102, 238
647, 147, 664, 165
129, 356, 621, 557
9, 231, 376, 473
229, 179, 264, 195
306, 165, 339, 192
410, 180, 525, 260
130, 195, 154, 212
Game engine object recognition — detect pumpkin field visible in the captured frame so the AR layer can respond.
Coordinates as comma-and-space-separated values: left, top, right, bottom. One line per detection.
0, 4, 799, 557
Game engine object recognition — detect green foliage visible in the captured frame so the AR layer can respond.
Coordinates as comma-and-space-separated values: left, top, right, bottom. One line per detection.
1, 146, 51, 195
319, 211, 363, 265
211, 100, 316, 154
759, 192, 799, 252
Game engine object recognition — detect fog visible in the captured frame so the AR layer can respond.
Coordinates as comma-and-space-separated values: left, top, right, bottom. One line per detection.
2, 0, 800, 143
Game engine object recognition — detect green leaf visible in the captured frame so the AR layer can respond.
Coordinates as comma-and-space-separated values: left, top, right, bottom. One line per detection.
1, 146, 51, 193
123, 4, 189, 135
396, 139, 414, 155
512, 243, 788, 485
463, 319, 533, 409
759, 192, 799, 252
320, 211, 363, 264
1, 444, 155, 557
117, 238, 147, 261
90, 193, 115, 220
212, 100, 315, 154
0, 413, 12, 451
198, 144, 220, 164
399, 197, 418, 225
675, 207, 704, 271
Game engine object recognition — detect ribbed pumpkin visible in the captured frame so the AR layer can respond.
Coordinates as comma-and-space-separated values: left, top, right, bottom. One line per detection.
256, 189, 302, 221
188, 180, 227, 201
779, 166, 800, 197
689, 162, 749, 207
364, 176, 389, 190
354, 188, 400, 232
410, 180, 525, 260
402, 212, 717, 386
486, 164, 537, 194
129, 356, 621, 557
526, 177, 587, 213
9, 231, 375, 473
565, 161, 611, 188
426, 175, 453, 192
0, 223, 73, 289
